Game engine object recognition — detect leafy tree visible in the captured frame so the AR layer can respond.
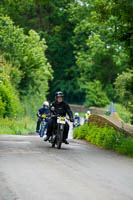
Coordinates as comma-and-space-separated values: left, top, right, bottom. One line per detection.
0, 16, 52, 98
0, 16, 53, 118
91, 0, 133, 67
0, 55, 22, 118
85, 80, 109, 107
0, 0, 82, 103
67, 0, 128, 104
115, 69, 133, 124
115, 69, 133, 108
0, 0, 132, 108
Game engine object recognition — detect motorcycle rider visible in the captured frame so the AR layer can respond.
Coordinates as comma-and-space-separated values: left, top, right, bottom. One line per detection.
84, 110, 91, 124
73, 112, 80, 128
36, 101, 50, 134
44, 91, 74, 144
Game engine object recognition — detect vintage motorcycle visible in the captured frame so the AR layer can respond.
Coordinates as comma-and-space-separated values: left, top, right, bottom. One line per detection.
39, 114, 49, 137
50, 115, 67, 149
73, 118, 80, 128
49, 107, 69, 149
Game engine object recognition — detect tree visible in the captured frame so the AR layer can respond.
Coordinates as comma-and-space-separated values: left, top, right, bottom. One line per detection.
84, 80, 109, 107
90, 0, 133, 68
67, 0, 128, 104
0, 16, 52, 118
115, 69, 133, 108
0, 0, 83, 103
0, 16, 52, 97
0, 55, 22, 118
1, 0, 132, 107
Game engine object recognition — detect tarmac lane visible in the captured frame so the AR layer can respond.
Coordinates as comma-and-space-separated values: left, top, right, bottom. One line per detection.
0, 134, 133, 200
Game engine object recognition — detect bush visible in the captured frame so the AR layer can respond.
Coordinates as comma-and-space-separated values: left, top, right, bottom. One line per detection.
0, 56, 23, 118
115, 104, 131, 124
73, 123, 133, 157
114, 137, 133, 157
0, 16, 52, 105
0, 81, 23, 118
105, 103, 131, 124
84, 80, 109, 107
0, 117, 36, 135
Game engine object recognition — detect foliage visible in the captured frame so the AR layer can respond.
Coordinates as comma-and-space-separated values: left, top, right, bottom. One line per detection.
73, 123, 133, 157
114, 70, 133, 108
0, 117, 36, 135
0, 0, 132, 118
0, 0, 79, 103
67, 0, 128, 104
0, 0, 132, 107
0, 16, 52, 120
84, 80, 109, 107
114, 70, 133, 123
0, 16, 52, 97
105, 103, 131, 124
0, 55, 23, 118
115, 104, 131, 124
92, 0, 133, 67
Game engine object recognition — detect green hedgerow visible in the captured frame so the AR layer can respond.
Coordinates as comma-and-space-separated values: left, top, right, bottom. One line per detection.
0, 117, 36, 135
114, 137, 133, 157
73, 123, 133, 157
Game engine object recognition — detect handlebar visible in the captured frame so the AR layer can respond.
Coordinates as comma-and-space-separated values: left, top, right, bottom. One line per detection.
51, 115, 73, 122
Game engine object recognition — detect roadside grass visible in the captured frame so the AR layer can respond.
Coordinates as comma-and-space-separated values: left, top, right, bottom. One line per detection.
0, 117, 36, 135
105, 103, 131, 124
73, 123, 133, 157
73, 103, 131, 123
115, 104, 131, 124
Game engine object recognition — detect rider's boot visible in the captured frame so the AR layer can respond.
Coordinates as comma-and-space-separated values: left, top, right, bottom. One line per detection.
44, 135, 50, 141
36, 130, 40, 134
63, 139, 69, 144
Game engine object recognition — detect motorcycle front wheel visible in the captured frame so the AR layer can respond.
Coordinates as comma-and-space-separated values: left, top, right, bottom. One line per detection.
57, 130, 63, 149
51, 135, 56, 148
40, 128, 44, 137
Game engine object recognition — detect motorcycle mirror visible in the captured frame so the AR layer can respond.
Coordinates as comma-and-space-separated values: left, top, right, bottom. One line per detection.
51, 106, 55, 111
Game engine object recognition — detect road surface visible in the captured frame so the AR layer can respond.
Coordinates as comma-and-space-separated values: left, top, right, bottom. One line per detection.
0, 133, 133, 200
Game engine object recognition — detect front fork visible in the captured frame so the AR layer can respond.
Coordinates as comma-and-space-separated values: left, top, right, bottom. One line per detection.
57, 123, 64, 141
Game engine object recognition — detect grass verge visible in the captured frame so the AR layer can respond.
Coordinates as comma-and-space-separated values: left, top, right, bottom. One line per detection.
73, 123, 133, 157
0, 117, 36, 135
105, 103, 131, 124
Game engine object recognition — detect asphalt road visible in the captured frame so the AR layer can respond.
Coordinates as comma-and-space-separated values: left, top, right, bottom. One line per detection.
0, 133, 133, 200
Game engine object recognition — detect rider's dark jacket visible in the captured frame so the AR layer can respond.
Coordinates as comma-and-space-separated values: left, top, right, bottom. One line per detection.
37, 107, 49, 118
50, 101, 73, 119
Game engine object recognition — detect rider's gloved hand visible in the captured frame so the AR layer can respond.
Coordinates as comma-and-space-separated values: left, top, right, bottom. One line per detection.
70, 118, 74, 122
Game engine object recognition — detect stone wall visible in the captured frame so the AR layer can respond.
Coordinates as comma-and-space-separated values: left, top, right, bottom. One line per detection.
88, 114, 133, 137
69, 104, 106, 115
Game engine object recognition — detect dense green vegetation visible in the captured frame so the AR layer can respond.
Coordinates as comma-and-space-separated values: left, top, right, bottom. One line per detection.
0, 0, 133, 133
0, 117, 35, 135
0, 16, 52, 133
73, 124, 133, 157
105, 103, 132, 124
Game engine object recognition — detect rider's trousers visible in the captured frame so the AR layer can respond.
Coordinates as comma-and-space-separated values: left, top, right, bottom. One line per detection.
46, 119, 69, 140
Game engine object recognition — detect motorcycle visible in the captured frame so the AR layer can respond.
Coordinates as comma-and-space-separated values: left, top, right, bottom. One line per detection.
39, 114, 49, 137
73, 118, 80, 128
50, 115, 67, 149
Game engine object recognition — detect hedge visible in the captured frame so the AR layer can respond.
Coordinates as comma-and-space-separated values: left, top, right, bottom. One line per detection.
73, 123, 133, 157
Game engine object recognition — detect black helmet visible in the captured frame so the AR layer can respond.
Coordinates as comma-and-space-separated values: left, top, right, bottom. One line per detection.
55, 91, 64, 98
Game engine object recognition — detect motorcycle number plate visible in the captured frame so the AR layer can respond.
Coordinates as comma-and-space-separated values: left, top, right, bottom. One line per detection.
57, 117, 66, 124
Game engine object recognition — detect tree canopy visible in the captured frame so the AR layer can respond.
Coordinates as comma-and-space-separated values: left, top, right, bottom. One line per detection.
0, 0, 132, 119
0, 16, 52, 118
